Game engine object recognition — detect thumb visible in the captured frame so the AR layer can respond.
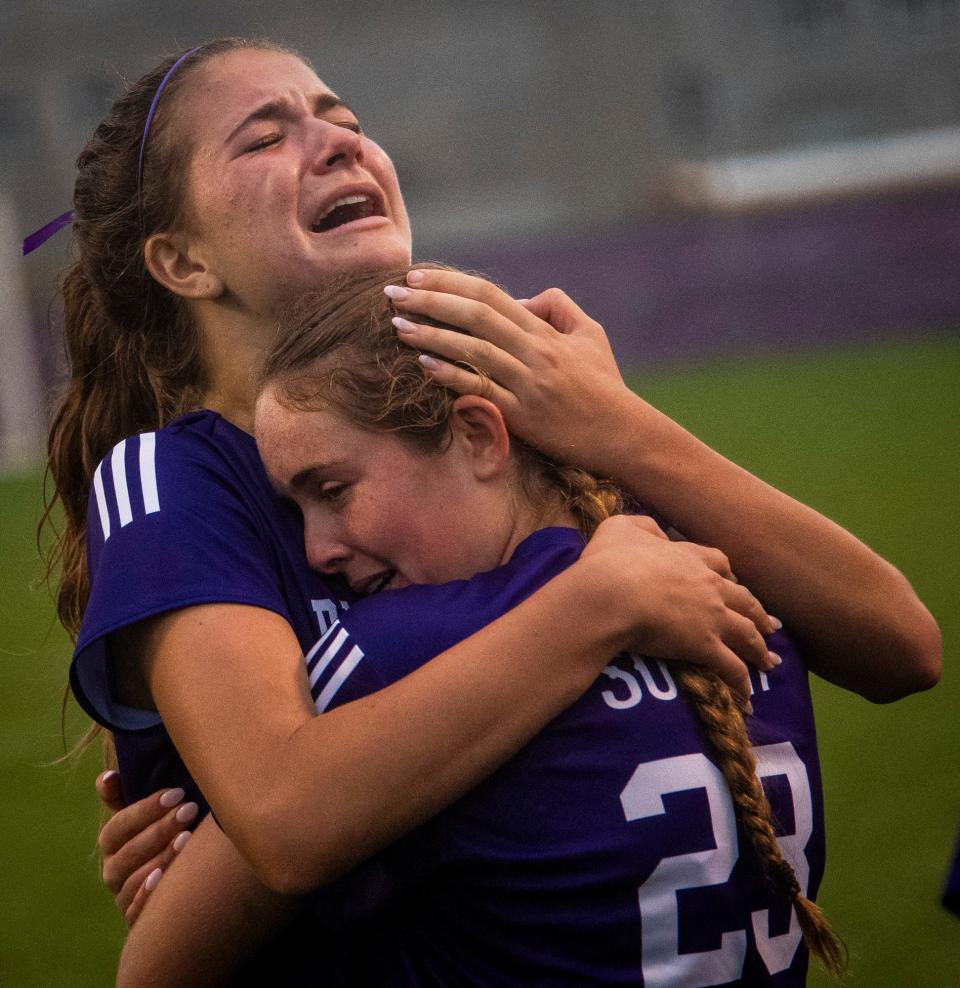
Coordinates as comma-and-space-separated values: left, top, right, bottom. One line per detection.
519, 287, 591, 335
96, 769, 126, 813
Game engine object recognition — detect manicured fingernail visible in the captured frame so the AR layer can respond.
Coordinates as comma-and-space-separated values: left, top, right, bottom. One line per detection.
418, 354, 440, 371
159, 787, 185, 808
383, 284, 409, 301
391, 315, 417, 334
144, 867, 163, 892
173, 831, 192, 853
406, 270, 425, 285
769, 616, 783, 631
98, 770, 118, 785
516, 298, 530, 304
767, 651, 782, 667
175, 801, 199, 824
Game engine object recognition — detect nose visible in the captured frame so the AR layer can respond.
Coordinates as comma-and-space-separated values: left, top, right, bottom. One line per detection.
304, 514, 351, 574
309, 120, 364, 174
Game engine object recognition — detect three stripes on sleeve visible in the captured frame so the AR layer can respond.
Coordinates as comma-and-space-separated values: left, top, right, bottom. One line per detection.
91, 433, 160, 541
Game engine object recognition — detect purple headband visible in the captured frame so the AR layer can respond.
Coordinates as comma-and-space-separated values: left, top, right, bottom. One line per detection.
22, 45, 201, 256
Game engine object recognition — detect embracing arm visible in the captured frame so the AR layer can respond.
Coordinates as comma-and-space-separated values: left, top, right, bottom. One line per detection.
579, 394, 941, 700
116, 815, 296, 988
385, 269, 941, 701
115, 515, 771, 898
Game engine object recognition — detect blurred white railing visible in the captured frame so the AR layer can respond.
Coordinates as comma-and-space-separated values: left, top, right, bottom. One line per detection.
671, 127, 960, 209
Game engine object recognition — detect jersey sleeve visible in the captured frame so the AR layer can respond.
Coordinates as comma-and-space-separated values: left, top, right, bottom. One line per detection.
70, 429, 291, 732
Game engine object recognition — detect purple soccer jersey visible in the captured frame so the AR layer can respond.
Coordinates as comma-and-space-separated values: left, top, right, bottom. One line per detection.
70, 410, 351, 808
307, 527, 826, 987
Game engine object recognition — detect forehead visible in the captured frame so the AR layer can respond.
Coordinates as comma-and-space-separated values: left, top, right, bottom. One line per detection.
180, 48, 334, 141
256, 390, 346, 457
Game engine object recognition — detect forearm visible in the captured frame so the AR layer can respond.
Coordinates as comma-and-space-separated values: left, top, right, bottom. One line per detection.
229, 559, 629, 893
117, 816, 299, 988
599, 391, 941, 699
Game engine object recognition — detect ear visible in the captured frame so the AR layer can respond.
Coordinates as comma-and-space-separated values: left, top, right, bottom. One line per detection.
449, 395, 511, 481
144, 231, 224, 300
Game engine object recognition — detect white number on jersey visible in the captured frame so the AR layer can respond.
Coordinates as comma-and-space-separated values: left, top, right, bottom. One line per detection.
620, 743, 813, 986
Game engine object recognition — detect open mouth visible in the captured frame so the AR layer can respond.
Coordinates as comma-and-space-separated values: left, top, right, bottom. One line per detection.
311, 193, 384, 233
352, 569, 396, 596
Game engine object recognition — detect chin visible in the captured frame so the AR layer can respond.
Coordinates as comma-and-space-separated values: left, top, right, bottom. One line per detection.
272, 237, 413, 306
338, 236, 412, 273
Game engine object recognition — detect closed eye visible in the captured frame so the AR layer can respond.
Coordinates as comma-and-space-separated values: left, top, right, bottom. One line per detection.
245, 132, 283, 152
330, 118, 363, 136
319, 481, 350, 503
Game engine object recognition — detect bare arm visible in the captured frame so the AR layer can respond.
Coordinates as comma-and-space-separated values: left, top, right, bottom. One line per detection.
113, 515, 771, 896
386, 269, 942, 702
116, 815, 296, 988
576, 392, 941, 700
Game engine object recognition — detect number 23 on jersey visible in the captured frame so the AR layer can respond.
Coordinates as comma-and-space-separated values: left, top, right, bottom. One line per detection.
622, 743, 813, 987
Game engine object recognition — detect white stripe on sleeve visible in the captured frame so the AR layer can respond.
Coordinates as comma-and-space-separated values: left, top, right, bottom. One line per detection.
308, 627, 349, 691
111, 440, 133, 528
139, 432, 160, 515
314, 646, 364, 713
305, 621, 340, 668
93, 461, 111, 541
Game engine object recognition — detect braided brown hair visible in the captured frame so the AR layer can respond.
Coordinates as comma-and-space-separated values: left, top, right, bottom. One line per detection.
262, 263, 844, 979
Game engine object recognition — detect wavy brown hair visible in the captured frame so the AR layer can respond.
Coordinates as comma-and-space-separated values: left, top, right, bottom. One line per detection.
42, 39, 304, 762
261, 263, 844, 979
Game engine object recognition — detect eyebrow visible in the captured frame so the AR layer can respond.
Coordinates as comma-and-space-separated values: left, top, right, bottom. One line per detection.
225, 92, 352, 145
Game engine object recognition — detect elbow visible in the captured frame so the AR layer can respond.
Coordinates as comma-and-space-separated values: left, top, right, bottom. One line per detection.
867, 604, 942, 703
897, 606, 942, 694
234, 798, 355, 896
251, 844, 347, 897
252, 849, 330, 897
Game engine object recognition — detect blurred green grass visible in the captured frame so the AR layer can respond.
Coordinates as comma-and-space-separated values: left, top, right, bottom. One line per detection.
1, 336, 957, 986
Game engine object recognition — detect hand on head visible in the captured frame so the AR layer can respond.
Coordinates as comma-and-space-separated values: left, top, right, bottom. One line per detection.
384, 268, 631, 471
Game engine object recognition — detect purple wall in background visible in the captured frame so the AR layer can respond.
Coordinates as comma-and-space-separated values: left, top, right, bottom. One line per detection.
445, 187, 960, 366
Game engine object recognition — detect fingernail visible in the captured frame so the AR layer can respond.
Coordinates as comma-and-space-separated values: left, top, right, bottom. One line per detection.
173, 831, 192, 853
383, 284, 409, 301
406, 270, 425, 285
159, 787, 185, 808
767, 651, 782, 667
391, 315, 417, 334
769, 616, 783, 631
418, 354, 440, 371
516, 298, 530, 305
175, 801, 199, 824
98, 770, 118, 785
145, 867, 163, 892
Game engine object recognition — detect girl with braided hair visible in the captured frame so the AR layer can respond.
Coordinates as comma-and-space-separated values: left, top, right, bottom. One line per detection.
116, 262, 842, 984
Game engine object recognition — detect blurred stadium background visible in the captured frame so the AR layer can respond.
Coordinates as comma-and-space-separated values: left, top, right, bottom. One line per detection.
1, 1, 957, 984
